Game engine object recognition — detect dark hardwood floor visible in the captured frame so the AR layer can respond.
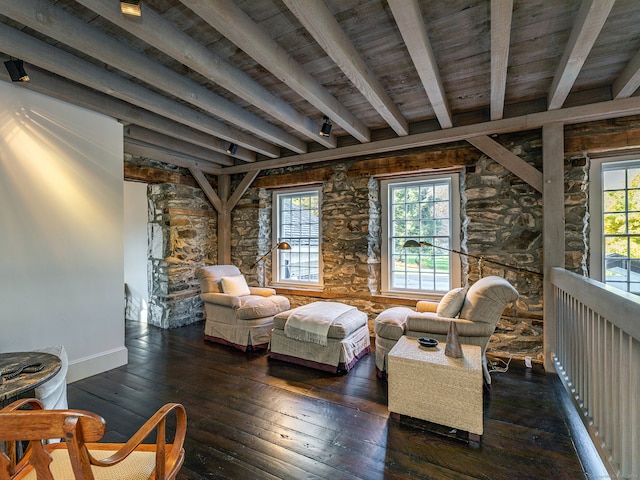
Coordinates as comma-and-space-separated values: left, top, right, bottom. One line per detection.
67, 321, 587, 479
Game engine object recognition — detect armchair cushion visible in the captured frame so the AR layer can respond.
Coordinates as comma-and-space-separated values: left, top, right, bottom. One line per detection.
196, 265, 242, 293
435, 287, 467, 318
236, 295, 291, 320
220, 275, 251, 296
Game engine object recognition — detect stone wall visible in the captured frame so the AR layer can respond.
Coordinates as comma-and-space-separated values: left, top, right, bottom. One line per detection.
233, 134, 549, 360
463, 134, 545, 360
322, 163, 372, 294
564, 154, 590, 276
230, 183, 264, 285
147, 182, 217, 328
130, 128, 598, 361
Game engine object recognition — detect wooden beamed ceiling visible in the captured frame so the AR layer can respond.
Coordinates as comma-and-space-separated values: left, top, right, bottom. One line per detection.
1, 0, 640, 173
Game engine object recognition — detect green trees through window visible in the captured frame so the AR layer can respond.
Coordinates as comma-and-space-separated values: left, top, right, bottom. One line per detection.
603, 163, 640, 294
389, 178, 452, 292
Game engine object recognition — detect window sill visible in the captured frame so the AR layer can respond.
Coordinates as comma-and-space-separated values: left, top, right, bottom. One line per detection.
381, 290, 445, 302
270, 285, 324, 294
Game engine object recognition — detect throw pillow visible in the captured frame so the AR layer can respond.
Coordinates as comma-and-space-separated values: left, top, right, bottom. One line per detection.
436, 287, 467, 318
220, 275, 251, 296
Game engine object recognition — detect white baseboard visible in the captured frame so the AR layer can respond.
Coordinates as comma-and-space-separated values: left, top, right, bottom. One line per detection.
66, 346, 128, 383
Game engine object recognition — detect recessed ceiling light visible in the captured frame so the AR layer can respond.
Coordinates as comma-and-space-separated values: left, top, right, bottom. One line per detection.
120, 0, 142, 17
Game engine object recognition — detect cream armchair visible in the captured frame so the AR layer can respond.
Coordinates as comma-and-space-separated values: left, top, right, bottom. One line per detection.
196, 265, 290, 351
374, 276, 518, 384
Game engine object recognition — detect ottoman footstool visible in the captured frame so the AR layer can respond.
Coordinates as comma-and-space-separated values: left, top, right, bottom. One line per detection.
270, 302, 371, 373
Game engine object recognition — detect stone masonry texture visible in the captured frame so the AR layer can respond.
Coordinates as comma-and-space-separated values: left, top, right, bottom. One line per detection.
130, 128, 593, 361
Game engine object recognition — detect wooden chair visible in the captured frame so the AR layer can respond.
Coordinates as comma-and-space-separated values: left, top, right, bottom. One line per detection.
0, 398, 187, 479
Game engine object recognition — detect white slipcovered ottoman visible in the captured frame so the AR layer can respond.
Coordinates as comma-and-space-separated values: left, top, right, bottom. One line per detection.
269, 302, 371, 373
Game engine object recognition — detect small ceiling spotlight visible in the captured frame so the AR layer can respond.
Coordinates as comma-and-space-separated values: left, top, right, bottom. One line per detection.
4, 59, 30, 82
226, 143, 238, 155
319, 115, 332, 137
120, 0, 142, 16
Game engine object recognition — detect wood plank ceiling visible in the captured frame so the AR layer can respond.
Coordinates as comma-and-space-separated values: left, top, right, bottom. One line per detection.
1, 0, 640, 175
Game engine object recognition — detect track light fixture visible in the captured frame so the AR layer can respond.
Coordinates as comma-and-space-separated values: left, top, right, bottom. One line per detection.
319, 116, 332, 137
226, 143, 238, 155
120, 0, 142, 17
4, 58, 29, 82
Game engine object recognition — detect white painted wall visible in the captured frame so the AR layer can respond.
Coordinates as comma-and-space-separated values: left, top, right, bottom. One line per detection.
0, 80, 127, 383
124, 181, 149, 323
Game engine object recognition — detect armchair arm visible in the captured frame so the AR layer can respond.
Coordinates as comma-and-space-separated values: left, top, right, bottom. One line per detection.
87, 403, 187, 479
0, 398, 44, 412
1, 398, 44, 473
200, 292, 242, 308
248, 287, 276, 297
406, 313, 496, 337
416, 300, 438, 313
374, 307, 413, 340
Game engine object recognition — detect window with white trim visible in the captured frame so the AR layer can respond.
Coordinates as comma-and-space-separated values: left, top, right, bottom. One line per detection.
591, 158, 640, 294
381, 174, 461, 295
272, 187, 322, 287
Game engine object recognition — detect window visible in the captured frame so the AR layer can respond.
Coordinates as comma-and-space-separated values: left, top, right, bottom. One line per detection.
272, 187, 322, 286
381, 174, 460, 296
592, 158, 640, 294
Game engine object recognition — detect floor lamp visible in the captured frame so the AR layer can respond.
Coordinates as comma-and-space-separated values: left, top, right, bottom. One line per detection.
402, 239, 542, 278
251, 241, 291, 286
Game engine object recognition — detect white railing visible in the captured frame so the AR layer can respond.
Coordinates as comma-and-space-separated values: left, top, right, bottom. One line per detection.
551, 268, 640, 480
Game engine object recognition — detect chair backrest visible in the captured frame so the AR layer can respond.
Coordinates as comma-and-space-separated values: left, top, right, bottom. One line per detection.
196, 265, 242, 293
458, 275, 519, 324
0, 399, 186, 480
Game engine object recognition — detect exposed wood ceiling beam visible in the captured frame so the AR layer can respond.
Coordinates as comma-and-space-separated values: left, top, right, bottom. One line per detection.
221, 96, 640, 174
76, 0, 335, 150
0, 22, 279, 158
547, 0, 615, 110
490, 0, 513, 121
125, 139, 221, 175
612, 48, 640, 99
283, 0, 408, 137
180, 0, 371, 143
1, 0, 300, 156
124, 163, 200, 187
467, 135, 543, 192
0, 64, 256, 164
388, 0, 453, 129
124, 125, 233, 167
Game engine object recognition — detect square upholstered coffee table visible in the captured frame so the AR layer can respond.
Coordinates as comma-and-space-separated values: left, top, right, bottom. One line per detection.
387, 336, 483, 444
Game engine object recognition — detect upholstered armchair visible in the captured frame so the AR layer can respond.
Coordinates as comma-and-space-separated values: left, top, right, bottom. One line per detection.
374, 276, 518, 384
195, 265, 290, 351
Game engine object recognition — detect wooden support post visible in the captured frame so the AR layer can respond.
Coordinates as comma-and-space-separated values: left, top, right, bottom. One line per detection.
542, 123, 565, 372
189, 169, 260, 267
218, 175, 231, 265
